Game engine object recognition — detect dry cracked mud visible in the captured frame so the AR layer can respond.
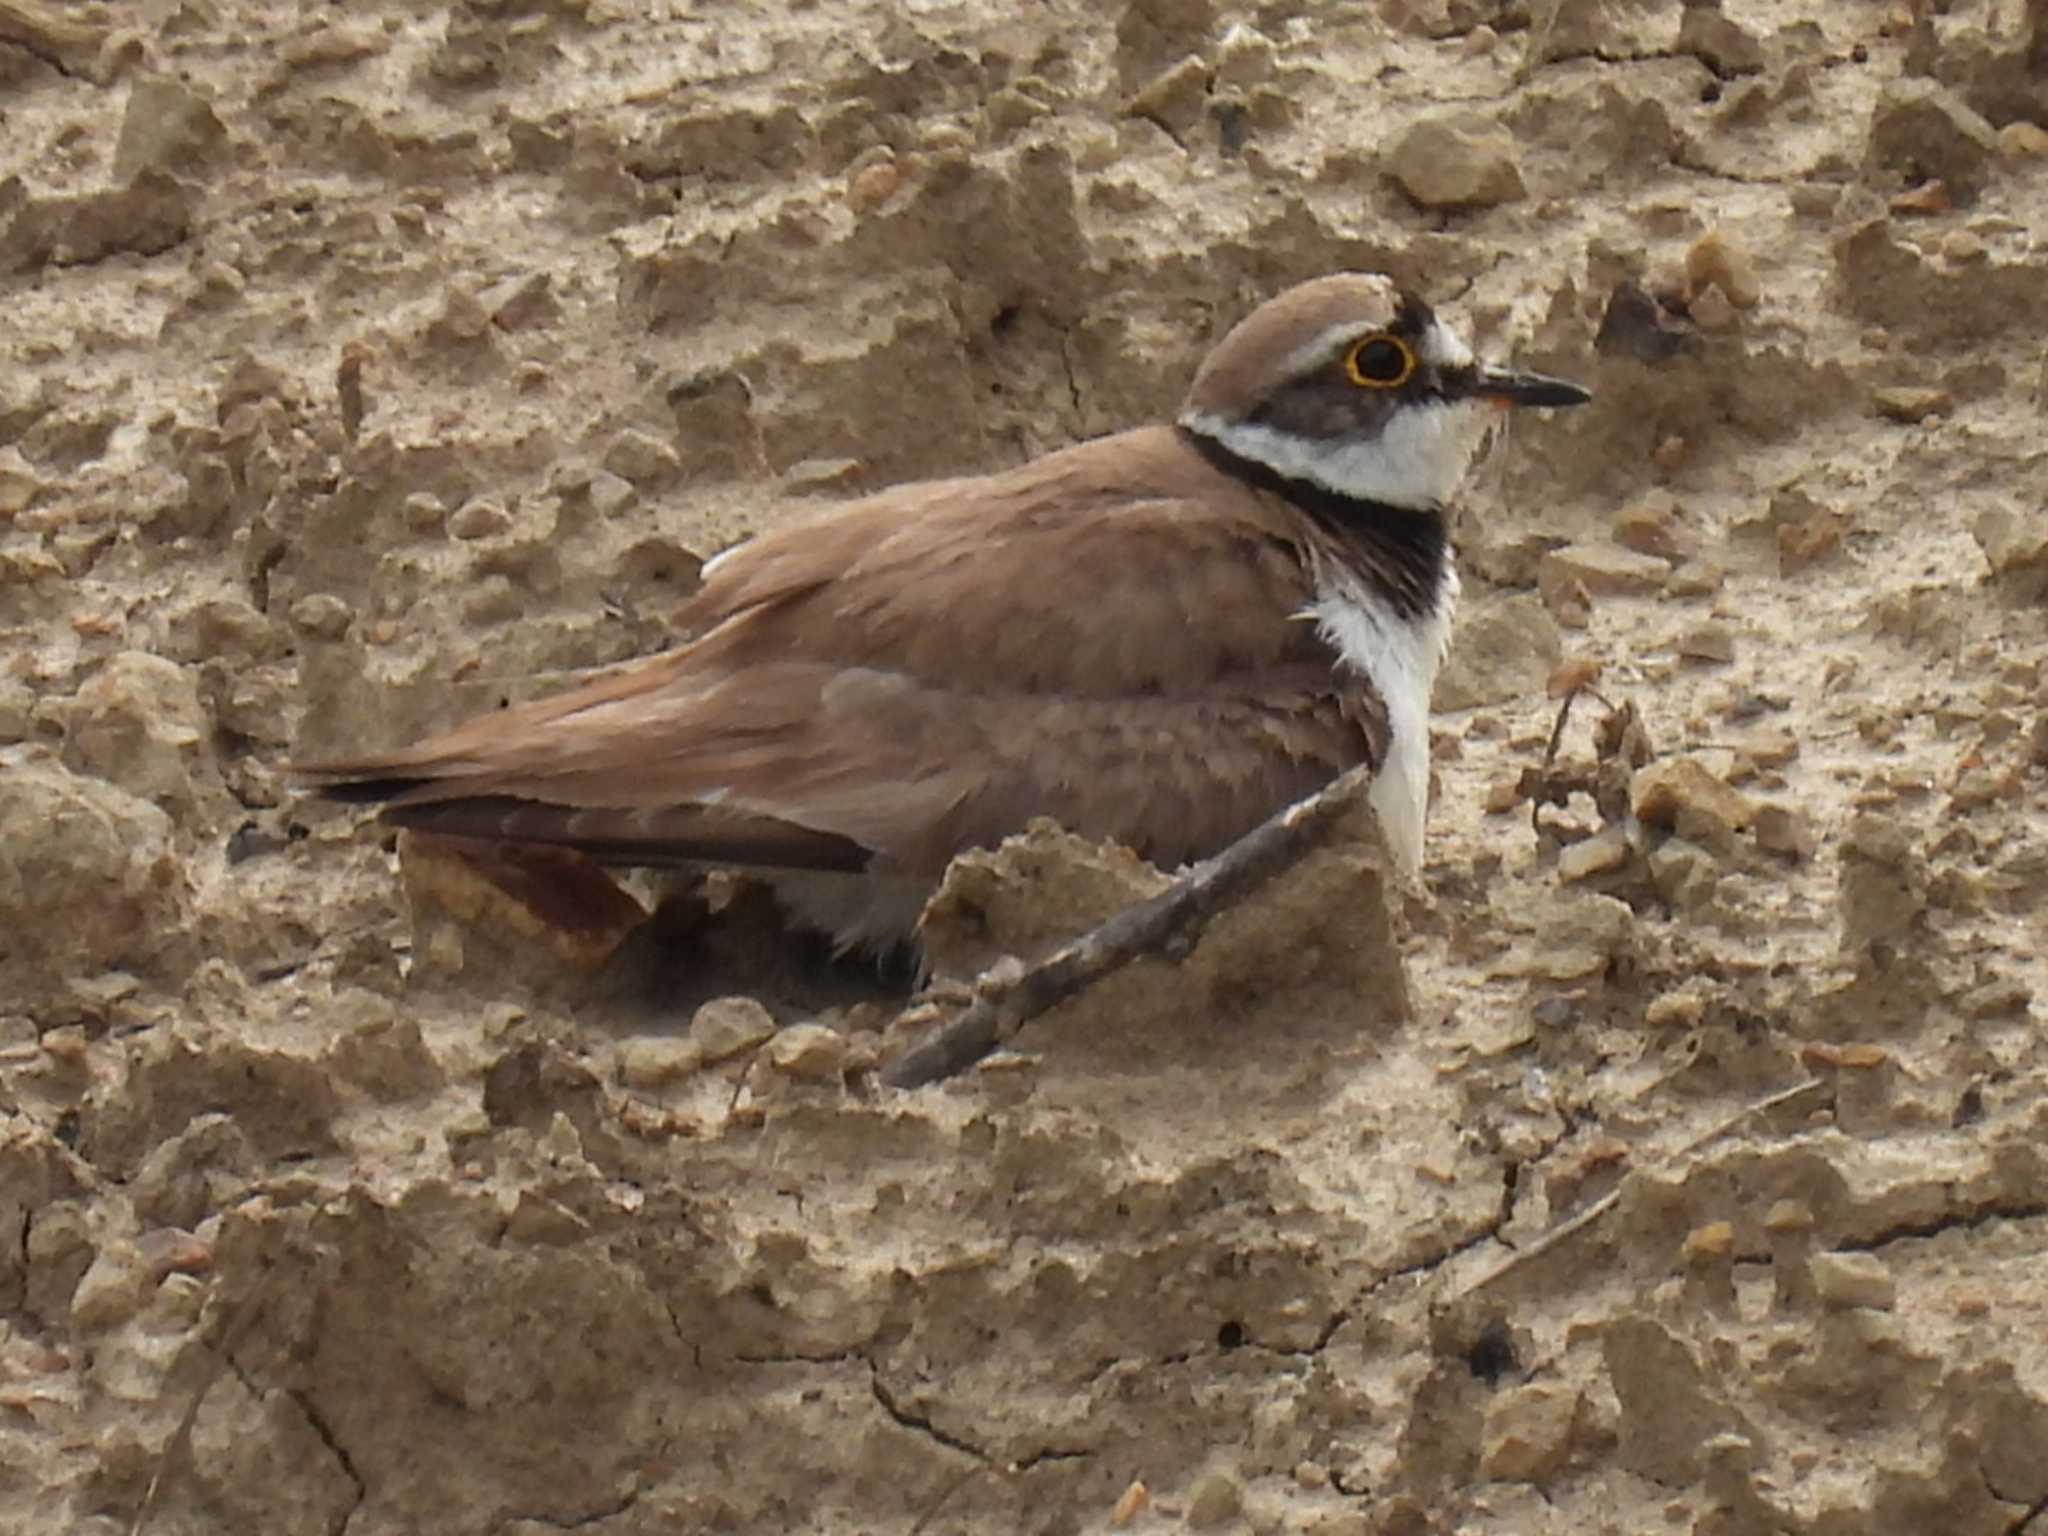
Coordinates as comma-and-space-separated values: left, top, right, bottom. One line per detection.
3, 1, 2048, 1533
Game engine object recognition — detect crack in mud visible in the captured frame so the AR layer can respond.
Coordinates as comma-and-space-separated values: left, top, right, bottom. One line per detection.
868, 1359, 989, 1463
1843, 1200, 2048, 1255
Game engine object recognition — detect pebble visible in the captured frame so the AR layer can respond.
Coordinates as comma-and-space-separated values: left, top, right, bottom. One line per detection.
1558, 826, 1628, 882
1479, 1383, 1579, 1482
1648, 837, 1717, 910
1753, 803, 1816, 859
69, 1243, 150, 1331
1108, 1479, 1150, 1527
1677, 622, 1735, 663
603, 428, 682, 487
1872, 385, 1952, 422
616, 1037, 704, 1090
1685, 230, 1762, 309
1888, 179, 1952, 216
1613, 492, 1685, 559
1677, 6, 1763, 77
846, 157, 901, 213
762, 1023, 847, 1082
1999, 121, 2048, 158
137, 1227, 213, 1282
63, 652, 209, 809
587, 468, 635, 517
1809, 1252, 1897, 1312
288, 592, 355, 640
690, 996, 777, 1061
1214, 21, 1275, 85
1387, 114, 1525, 209
481, 271, 558, 332
1184, 1471, 1244, 1529
1868, 78, 1999, 200
1632, 757, 1756, 847
402, 491, 446, 531
447, 497, 511, 539
0, 448, 39, 515
1539, 542, 1671, 601
1125, 54, 1211, 140
112, 78, 226, 183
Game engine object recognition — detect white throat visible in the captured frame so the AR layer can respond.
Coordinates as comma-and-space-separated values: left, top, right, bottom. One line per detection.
1305, 562, 1459, 877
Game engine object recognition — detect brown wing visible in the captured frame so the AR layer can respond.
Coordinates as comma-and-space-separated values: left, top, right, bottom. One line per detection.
295, 426, 1389, 875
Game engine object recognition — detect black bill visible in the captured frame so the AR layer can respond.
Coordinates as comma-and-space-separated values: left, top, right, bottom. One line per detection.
1467, 366, 1593, 408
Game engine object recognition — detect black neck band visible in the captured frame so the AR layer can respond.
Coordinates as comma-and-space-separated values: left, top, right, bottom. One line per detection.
1178, 426, 1451, 621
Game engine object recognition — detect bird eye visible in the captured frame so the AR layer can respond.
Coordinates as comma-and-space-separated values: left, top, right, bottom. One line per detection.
1344, 334, 1417, 389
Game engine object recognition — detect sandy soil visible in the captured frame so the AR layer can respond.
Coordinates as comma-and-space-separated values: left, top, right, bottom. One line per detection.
3, 0, 2047, 1532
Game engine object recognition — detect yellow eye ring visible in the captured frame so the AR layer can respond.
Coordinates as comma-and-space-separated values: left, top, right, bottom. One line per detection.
1344, 333, 1417, 389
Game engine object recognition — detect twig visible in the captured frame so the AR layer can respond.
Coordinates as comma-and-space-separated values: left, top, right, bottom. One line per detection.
1456, 1075, 1831, 1298
881, 761, 1382, 1088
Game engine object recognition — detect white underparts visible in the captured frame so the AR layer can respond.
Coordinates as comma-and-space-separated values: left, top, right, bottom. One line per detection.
771, 869, 933, 954
1304, 562, 1459, 877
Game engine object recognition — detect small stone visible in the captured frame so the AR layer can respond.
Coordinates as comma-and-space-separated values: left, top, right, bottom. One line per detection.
1185, 1471, 1244, 1529
985, 86, 1051, 136
1677, 622, 1735, 664
1480, 1384, 1579, 1482
1809, 1251, 1897, 1311
1683, 1221, 1735, 1261
1108, 1479, 1150, 1527
1973, 507, 2048, 603
584, 468, 634, 518
288, 593, 355, 640
1632, 757, 1756, 847
1651, 434, 1688, 472
1998, 121, 2048, 159
1483, 775, 1523, 814
136, 1227, 213, 1282
481, 271, 558, 332
113, 77, 228, 183
1753, 804, 1816, 859
1539, 542, 1671, 602
69, 1244, 150, 1331
1869, 78, 1999, 201
402, 491, 445, 531
1644, 990, 1703, 1029
1677, 6, 1763, 77
762, 1023, 846, 1082
1214, 22, 1275, 86
1872, 385, 1952, 422
846, 157, 901, 212
1685, 230, 1762, 309
63, 652, 209, 810
690, 996, 776, 1061
447, 497, 511, 539
1940, 229, 1985, 264
1558, 826, 1628, 882
0, 447, 40, 515
617, 1037, 704, 1090
1125, 54, 1211, 140
1888, 179, 1952, 216
1687, 285, 1737, 331
1292, 1461, 1328, 1490
1647, 836, 1716, 910
1614, 492, 1685, 559
1432, 593, 1562, 710
1530, 893, 1634, 980
1387, 113, 1525, 209
603, 428, 682, 487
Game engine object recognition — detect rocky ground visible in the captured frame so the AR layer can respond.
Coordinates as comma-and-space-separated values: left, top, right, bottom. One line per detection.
4, 0, 2048, 1532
